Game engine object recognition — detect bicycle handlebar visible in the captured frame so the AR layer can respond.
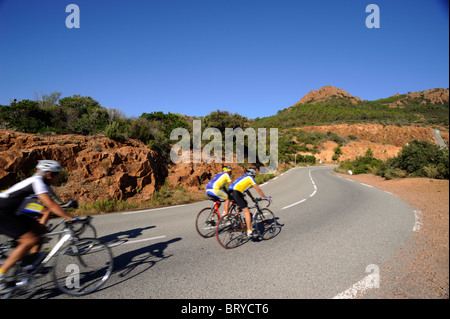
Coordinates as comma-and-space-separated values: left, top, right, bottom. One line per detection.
65, 216, 91, 226
253, 197, 272, 207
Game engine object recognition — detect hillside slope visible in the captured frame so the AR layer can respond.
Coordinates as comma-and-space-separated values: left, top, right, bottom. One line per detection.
0, 86, 448, 206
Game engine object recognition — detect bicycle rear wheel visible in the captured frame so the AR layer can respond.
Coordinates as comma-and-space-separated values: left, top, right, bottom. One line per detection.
196, 207, 220, 238
52, 238, 113, 296
253, 208, 279, 240
216, 214, 248, 249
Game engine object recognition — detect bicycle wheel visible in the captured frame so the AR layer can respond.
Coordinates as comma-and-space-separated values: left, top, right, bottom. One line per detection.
253, 208, 279, 240
216, 214, 248, 249
52, 238, 113, 296
196, 207, 220, 238
72, 222, 97, 239
1, 272, 36, 300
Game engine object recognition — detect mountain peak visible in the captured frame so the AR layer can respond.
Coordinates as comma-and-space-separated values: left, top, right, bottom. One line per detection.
295, 86, 362, 105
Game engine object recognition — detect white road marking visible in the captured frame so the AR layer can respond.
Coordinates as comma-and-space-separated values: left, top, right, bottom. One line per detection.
333, 264, 380, 299
108, 236, 167, 248
122, 204, 186, 215
282, 168, 319, 210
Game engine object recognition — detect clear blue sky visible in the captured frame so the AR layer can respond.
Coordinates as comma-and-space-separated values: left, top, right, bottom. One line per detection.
0, 0, 448, 119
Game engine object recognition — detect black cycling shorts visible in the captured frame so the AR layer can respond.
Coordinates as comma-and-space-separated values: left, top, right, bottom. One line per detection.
232, 190, 248, 211
0, 213, 46, 240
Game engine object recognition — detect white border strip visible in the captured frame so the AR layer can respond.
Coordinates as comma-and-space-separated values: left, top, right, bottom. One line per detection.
333, 264, 380, 299
282, 169, 319, 210
123, 204, 186, 215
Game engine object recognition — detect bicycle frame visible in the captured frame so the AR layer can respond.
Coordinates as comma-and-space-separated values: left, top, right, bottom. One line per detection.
39, 228, 75, 268
212, 199, 237, 218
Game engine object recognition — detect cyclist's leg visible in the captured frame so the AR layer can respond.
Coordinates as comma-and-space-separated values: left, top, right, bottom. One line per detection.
243, 208, 252, 233
216, 189, 230, 214
0, 214, 46, 273
232, 191, 251, 233
24, 215, 47, 256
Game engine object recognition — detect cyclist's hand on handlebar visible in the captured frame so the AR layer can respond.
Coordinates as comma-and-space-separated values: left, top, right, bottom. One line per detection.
65, 217, 79, 224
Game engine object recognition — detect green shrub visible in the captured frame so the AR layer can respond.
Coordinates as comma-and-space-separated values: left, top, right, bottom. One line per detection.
389, 140, 449, 179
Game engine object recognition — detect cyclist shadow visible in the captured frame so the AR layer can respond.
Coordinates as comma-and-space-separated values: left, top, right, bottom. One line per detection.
97, 227, 182, 286
253, 215, 284, 242
32, 227, 181, 298
111, 236, 182, 283
98, 226, 156, 248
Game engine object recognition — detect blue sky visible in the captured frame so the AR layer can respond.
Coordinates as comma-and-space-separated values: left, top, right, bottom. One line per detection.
0, 0, 448, 119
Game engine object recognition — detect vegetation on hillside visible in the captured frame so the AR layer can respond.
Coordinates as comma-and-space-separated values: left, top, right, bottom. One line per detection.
1, 90, 448, 179
337, 140, 449, 180
252, 96, 449, 129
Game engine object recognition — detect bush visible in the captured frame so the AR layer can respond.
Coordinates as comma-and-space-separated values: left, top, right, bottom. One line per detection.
387, 140, 449, 179
0, 100, 51, 133
337, 155, 383, 175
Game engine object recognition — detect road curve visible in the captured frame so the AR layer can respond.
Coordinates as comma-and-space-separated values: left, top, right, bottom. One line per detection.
32, 166, 415, 299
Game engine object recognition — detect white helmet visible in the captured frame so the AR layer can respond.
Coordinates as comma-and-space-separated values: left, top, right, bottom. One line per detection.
36, 160, 62, 173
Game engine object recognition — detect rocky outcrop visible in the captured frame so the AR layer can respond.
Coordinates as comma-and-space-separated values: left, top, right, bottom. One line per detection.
295, 86, 362, 105
166, 161, 245, 189
388, 88, 449, 107
0, 130, 167, 205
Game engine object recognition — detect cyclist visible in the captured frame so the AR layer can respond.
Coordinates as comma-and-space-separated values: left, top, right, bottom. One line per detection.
205, 166, 233, 216
0, 160, 73, 294
228, 168, 271, 237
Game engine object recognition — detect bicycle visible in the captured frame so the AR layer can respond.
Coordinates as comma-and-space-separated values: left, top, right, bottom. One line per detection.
0, 217, 113, 299
215, 198, 279, 249
195, 196, 237, 238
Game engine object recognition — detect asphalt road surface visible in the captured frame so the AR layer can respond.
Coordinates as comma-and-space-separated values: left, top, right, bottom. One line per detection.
29, 166, 415, 299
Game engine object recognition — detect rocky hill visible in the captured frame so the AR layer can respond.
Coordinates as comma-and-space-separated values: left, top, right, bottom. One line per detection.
295, 85, 363, 105
388, 88, 449, 107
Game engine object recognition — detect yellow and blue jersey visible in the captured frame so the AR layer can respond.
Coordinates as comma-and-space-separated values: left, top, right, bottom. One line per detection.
229, 175, 256, 193
206, 172, 231, 191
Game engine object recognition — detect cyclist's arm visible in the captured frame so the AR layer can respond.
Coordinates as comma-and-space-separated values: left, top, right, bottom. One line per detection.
252, 184, 267, 199
37, 193, 73, 221
246, 189, 255, 201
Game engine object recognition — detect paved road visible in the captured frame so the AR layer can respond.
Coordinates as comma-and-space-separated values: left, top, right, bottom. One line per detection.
31, 166, 415, 299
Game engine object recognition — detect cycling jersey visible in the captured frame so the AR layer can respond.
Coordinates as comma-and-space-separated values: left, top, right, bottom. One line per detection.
0, 175, 51, 215
206, 172, 231, 201
206, 172, 231, 191
228, 175, 256, 193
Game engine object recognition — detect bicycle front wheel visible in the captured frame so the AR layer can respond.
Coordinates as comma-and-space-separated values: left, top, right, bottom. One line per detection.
253, 208, 279, 240
72, 223, 97, 239
196, 207, 220, 238
52, 238, 113, 296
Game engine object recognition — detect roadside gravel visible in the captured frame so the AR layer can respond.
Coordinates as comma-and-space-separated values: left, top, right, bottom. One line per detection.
334, 173, 449, 299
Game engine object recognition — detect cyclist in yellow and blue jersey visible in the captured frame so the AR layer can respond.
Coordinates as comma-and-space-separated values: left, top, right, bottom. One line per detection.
206, 166, 233, 215
229, 168, 271, 237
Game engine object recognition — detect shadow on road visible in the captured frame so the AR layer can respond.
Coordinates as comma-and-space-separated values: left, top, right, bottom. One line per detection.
97, 227, 182, 290
29, 228, 182, 298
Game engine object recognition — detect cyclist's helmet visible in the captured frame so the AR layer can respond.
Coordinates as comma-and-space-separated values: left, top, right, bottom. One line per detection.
245, 168, 257, 176
36, 160, 62, 173
223, 166, 232, 173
